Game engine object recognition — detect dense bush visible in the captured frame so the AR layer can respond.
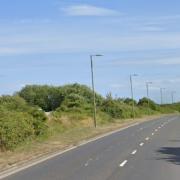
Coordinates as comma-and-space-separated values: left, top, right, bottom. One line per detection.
2, 83, 180, 151
0, 110, 35, 150
18, 85, 64, 112
101, 99, 123, 118
58, 93, 91, 112
60, 84, 104, 106
0, 96, 47, 151
124, 98, 137, 106
138, 97, 159, 110
18, 83, 104, 112
101, 94, 136, 119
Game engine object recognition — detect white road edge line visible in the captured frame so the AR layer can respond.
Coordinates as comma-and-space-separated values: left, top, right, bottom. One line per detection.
0, 122, 140, 180
131, 150, 137, 155
2, 116, 175, 179
119, 160, 128, 167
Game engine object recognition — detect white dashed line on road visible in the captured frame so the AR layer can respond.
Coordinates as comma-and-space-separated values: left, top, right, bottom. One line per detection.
84, 158, 93, 167
145, 137, 150, 141
119, 160, 128, 167
140, 143, 144, 146
155, 129, 158, 132
84, 163, 88, 167
152, 133, 154, 136
131, 150, 137, 155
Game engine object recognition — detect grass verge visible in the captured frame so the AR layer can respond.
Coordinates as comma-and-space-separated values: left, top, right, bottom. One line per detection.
0, 113, 176, 172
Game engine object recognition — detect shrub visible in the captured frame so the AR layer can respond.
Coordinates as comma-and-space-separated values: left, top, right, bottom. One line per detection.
18, 84, 104, 112
124, 98, 137, 106
101, 94, 123, 118
0, 110, 35, 150
138, 97, 158, 110
0, 96, 47, 151
18, 85, 64, 112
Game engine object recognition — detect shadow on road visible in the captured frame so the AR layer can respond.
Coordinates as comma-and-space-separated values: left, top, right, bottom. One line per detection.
157, 147, 180, 165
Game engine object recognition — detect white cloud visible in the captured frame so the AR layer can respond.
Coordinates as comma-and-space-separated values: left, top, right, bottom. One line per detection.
1, 32, 180, 56
112, 57, 180, 66
135, 26, 164, 32
61, 5, 119, 16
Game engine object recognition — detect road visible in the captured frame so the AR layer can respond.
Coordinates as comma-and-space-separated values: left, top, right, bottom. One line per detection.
2, 115, 180, 180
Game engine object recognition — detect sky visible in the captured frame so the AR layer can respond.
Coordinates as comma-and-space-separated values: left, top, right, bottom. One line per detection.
0, 0, 180, 103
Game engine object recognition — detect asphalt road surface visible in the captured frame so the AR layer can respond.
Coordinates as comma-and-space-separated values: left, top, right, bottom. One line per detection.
2, 115, 180, 180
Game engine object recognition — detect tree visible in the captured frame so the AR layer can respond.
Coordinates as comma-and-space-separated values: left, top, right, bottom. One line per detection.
138, 97, 158, 110
124, 98, 137, 106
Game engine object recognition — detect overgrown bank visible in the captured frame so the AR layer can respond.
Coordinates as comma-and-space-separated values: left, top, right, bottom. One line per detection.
1, 83, 180, 151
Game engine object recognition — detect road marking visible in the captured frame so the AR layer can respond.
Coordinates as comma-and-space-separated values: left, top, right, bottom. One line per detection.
131, 150, 137, 155
84, 158, 93, 167
152, 133, 154, 136
0, 121, 142, 180
155, 129, 158, 132
119, 160, 128, 167
85, 163, 88, 167
145, 137, 150, 141
140, 143, 144, 146
2, 116, 176, 179
158, 126, 161, 129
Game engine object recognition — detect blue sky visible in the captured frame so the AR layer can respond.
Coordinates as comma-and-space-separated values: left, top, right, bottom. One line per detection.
0, 0, 180, 103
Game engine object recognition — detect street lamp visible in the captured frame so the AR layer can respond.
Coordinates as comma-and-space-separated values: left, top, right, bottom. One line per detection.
171, 91, 176, 104
146, 82, 152, 115
160, 88, 165, 105
90, 54, 103, 128
130, 74, 138, 119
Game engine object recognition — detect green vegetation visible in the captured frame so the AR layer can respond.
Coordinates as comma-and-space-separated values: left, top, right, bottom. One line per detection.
0, 96, 47, 151
0, 83, 180, 151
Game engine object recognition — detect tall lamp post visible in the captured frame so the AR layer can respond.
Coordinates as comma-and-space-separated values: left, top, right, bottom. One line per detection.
130, 74, 138, 119
171, 91, 176, 104
90, 54, 103, 128
160, 88, 165, 105
146, 82, 152, 115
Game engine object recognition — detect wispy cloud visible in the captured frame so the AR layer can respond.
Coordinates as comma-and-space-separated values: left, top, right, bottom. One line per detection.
1, 32, 180, 55
111, 56, 180, 66
135, 26, 164, 32
61, 4, 119, 16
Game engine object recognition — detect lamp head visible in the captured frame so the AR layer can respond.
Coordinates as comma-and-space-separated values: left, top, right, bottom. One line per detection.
95, 54, 103, 57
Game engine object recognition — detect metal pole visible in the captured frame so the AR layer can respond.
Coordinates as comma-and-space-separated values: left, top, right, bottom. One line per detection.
160, 88, 163, 105
171, 91, 175, 104
146, 83, 150, 115
130, 75, 135, 119
160, 88, 165, 105
146, 82, 152, 115
146, 83, 149, 98
90, 55, 97, 128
